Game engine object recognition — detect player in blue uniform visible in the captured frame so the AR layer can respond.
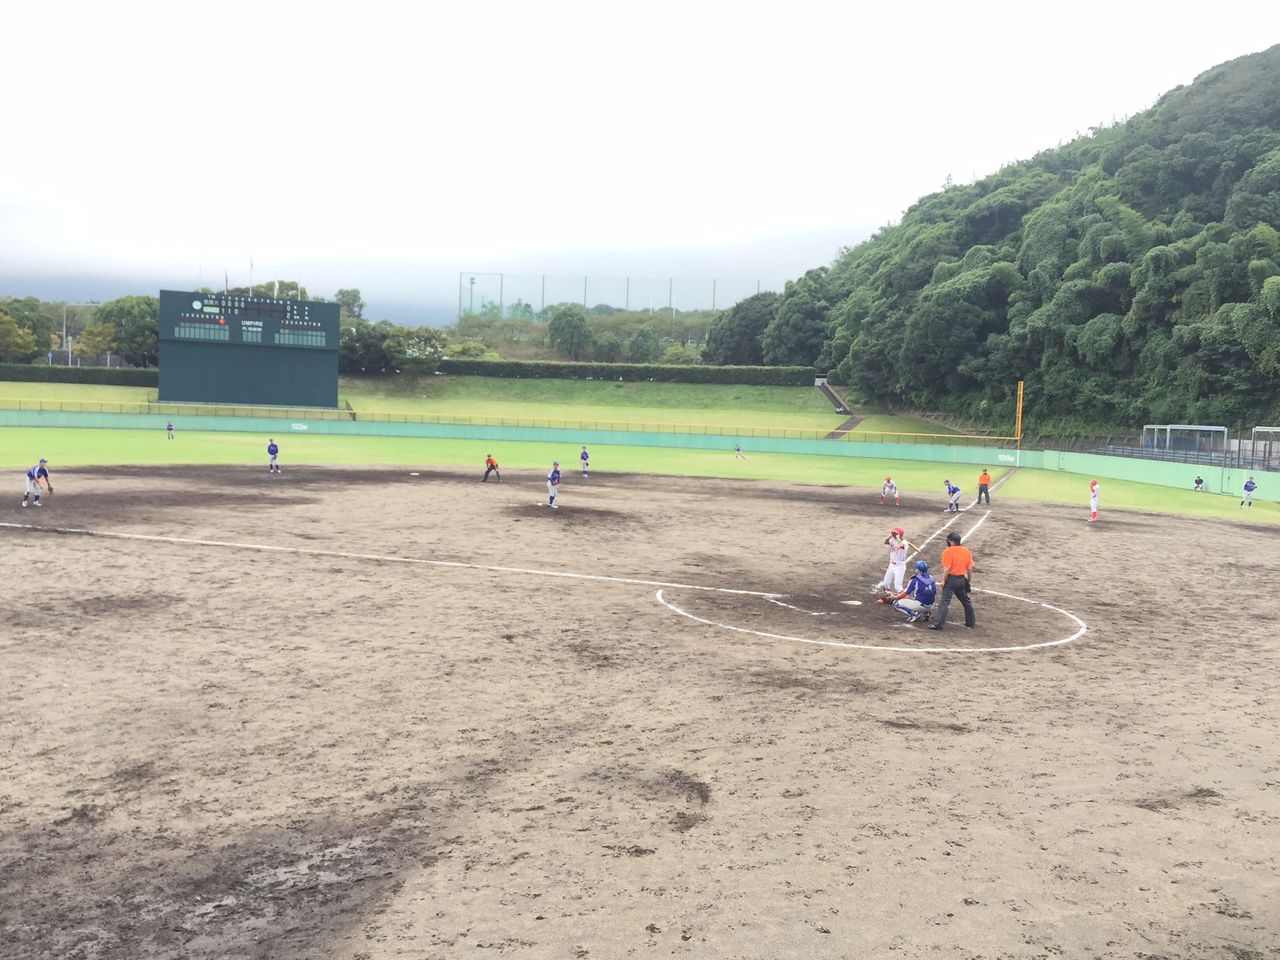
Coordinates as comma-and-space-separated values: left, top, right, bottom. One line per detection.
1241, 477, 1258, 508
167, 421, 174, 440
22, 458, 52, 507
267, 439, 281, 475
888, 560, 937, 623
546, 461, 562, 508
580, 446, 590, 478
943, 479, 962, 512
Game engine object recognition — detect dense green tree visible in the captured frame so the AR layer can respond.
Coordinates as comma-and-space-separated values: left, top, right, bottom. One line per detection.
660, 344, 703, 365
592, 331, 623, 362
762, 269, 830, 366
0, 297, 56, 354
384, 327, 447, 379
0, 311, 38, 362
76, 322, 117, 363
547, 304, 593, 361
626, 326, 660, 363
704, 292, 777, 365
335, 289, 366, 318
339, 317, 396, 373
812, 44, 1280, 431
94, 295, 159, 367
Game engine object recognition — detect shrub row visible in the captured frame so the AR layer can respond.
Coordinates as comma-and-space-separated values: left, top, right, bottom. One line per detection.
0, 363, 159, 387
438, 358, 814, 386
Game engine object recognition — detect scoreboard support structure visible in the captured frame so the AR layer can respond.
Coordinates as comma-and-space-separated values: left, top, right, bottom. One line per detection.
158, 290, 340, 407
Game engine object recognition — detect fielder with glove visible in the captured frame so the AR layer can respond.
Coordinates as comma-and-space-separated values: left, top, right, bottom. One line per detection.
22, 458, 52, 508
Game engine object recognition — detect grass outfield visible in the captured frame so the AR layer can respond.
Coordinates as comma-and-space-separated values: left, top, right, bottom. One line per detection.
998, 468, 1271, 524
0, 377, 848, 433
3, 426, 1273, 524
339, 376, 845, 430
849, 414, 958, 435
0, 382, 157, 403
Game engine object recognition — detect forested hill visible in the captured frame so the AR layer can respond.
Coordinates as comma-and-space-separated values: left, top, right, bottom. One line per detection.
784, 44, 1280, 433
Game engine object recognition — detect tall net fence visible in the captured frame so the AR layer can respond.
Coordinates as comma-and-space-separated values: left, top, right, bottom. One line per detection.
1140, 424, 1228, 460
457, 272, 772, 320
1250, 427, 1280, 471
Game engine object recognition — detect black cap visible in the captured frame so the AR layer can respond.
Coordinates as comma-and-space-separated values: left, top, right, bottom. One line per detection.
945, 532, 962, 544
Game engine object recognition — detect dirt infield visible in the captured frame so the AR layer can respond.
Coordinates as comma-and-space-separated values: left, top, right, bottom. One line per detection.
2, 466, 1278, 959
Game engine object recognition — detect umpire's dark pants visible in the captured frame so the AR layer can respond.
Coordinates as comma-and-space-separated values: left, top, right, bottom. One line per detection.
933, 574, 975, 629
978, 483, 990, 504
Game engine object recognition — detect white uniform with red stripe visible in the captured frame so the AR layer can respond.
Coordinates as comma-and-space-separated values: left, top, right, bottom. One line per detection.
881, 532, 909, 592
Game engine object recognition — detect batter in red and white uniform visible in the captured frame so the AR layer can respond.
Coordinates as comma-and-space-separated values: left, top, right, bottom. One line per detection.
881, 526, 912, 593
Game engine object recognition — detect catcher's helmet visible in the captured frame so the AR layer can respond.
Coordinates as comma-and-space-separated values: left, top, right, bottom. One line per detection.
915, 560, 929, 573
945, 531, 962, 544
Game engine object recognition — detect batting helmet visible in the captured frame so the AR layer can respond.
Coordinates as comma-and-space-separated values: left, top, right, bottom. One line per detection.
891, 527, 904, 538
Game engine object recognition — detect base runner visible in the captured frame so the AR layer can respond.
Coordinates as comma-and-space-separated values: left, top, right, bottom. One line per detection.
943, 479, 962, 512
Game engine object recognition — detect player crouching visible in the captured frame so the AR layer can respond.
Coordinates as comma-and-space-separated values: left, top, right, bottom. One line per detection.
22, 458, 52, 507
881, 476, 900, 506
884, 561, 936, 624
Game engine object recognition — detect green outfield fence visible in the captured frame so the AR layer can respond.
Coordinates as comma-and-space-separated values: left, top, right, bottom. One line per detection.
1, 407, 1275, 501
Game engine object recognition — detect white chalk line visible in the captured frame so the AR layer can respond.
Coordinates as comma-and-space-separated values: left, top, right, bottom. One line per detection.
904, 466, 1015, 565
656, 472, 1089, 654
1, 463, 1085, 655
765, 597, 841, 616
0, 521, 782, 598
656, 586, 1087, 654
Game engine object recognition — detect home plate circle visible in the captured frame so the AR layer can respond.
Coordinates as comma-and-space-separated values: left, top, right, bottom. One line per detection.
654, 586, 1087, 654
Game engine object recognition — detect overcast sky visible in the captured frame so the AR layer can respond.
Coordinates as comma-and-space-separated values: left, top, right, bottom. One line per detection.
2, 1, 1277, 323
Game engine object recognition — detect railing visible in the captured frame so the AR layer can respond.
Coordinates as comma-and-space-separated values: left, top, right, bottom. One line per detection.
0, 395, 1021, 446
1083, 443, 1278, 471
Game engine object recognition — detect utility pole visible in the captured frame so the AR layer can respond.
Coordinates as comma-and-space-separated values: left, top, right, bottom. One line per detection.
61, 302, 98, 365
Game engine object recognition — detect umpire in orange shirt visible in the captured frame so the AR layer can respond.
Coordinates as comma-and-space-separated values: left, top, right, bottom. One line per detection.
928, 531, 976, 630
978, 468, 992, 504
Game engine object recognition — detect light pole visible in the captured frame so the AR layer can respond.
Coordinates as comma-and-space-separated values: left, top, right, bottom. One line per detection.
61, 302, 98, 365
469, 276, 476, 314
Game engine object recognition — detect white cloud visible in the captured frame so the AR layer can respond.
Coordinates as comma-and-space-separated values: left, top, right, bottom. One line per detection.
2, 0, 1277, 314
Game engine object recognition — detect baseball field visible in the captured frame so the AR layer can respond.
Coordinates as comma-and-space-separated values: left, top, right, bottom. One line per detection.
3, 376, 1278, 958
2, 438, 1279, 959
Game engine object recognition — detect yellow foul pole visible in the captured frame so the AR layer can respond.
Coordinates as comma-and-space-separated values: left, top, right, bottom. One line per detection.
1015, 379, 1025, 466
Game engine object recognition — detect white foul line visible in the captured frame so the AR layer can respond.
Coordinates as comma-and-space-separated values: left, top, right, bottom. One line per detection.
1, 462, 1086, 655
654, 484, 1088, 654
904, 466, 1016, 565
0, 521, 781, 598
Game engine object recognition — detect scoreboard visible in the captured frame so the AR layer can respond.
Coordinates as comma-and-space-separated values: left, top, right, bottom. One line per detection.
158, 290, 340, 407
